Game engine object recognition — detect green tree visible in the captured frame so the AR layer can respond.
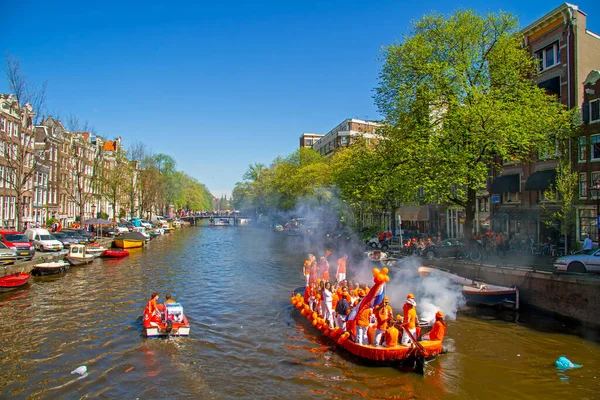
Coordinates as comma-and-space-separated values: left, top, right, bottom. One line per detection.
374, 9, 577, 238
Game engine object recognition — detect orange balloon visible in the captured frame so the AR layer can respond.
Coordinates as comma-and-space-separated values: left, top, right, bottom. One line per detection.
312, 312, 318, 320
324, 328, 330, 336
296, 293, 302, 299
382, 267, 389, 274
312, 319, 318, 326
301, 309, 307, 316
372, 268, 381, 276
384, 275, 390, 282
378, 273, 385, 282
292, 299, 297, 305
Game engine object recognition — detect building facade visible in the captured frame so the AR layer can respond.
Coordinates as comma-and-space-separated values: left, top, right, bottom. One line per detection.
311, 118, 381, 156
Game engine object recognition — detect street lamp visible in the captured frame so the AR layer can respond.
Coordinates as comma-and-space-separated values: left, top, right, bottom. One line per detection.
91, 204, 96, 219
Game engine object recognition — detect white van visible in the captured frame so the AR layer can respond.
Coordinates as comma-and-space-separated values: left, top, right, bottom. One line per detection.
151, 216, 166, 225
24, 228, 64, 252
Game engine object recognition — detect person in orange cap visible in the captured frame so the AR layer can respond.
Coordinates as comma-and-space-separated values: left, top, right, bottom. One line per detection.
403, 293, 417, 323
422, 311, 447, 341
401, 298, 418, 346
374, 296, 393, 346
355, 292, 372, 345
336, 254, 348, 282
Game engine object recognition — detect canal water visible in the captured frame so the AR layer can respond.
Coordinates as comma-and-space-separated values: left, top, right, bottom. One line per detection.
1, 227, 599, 399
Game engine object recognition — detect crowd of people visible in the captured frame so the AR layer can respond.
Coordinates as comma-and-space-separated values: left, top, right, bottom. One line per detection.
301, 252, 446, 348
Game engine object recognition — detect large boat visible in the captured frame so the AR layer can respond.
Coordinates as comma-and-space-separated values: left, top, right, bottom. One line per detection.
143, 302, 190, 337
291, 268, 443, 373
418, 266, 519, 309
65, 244, 95, 266
213, 218, 231, 227
0, 271, 31, 292
32, 260, 70, 275
114, 232, 146, 249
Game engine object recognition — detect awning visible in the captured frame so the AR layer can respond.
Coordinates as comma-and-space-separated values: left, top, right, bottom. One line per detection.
525, 169, 557, 191
491, 174, 520, 193
538, 76, 560, 96
397, 206, 429, 221
81, 218, 115, 225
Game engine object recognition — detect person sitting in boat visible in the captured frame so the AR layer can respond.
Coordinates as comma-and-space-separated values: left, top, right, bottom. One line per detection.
355, 291, 373, 345
335, 287, 351, 331
401, 298, 418, 346
384, 317, 401, 347
165, 294, 176, 304
374, 296, 393, 346
146, 292, 162, 323
422, 311, 447, 341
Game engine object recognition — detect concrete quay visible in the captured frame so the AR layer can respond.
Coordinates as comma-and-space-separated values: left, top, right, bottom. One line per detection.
427, 258, 600, 327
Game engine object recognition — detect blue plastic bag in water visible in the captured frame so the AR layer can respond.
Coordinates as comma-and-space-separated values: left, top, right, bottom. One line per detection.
555, 356, 582, 370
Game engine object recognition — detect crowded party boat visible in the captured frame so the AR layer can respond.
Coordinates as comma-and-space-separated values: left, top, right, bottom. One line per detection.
294, 255, 446, 373
143, 292, 190, 337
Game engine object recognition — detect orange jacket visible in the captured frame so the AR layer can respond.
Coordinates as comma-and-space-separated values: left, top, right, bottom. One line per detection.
303, 260, 311, 275
357, 308, 373, 327
385, 326, 399, 347
375, 304, 393, 330
146, 298, 158, 315
427, 321, 447, 341
404, 307, 417, 330
337, 258, 346, 274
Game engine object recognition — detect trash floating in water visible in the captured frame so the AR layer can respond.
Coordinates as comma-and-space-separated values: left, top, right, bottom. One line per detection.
555, 356, 582, 370
71, 365, 88, 378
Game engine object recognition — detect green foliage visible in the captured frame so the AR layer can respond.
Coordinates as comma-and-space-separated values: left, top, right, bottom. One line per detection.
374, 9, 578, 234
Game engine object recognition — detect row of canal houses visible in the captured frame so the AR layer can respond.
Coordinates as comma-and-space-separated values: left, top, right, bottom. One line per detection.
300, 3, 600, 247
0, 94, 133, 231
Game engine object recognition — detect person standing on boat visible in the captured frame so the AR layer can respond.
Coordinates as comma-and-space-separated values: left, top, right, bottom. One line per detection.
303, 255, 312, 286
401, 298, 418, 346
422, 311, 447, 341
355, 291, 372, 345
374, 296, 393, 346
319, 256, 330, 281
309, 257, 318, 285
402, 294, 419, 326
335, 288, 351, 331
322, 281, 334, 329
336, 254, 348, 282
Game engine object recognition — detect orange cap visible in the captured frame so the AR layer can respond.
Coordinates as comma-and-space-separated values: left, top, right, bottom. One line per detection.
436, 311, 444, 319
358, 290, 366, 297
407, 293, 415, 299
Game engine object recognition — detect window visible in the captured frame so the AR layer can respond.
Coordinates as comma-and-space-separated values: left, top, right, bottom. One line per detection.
305, 139, 312, 146
579, 172, 588, 199
579, 137, 588, 162
477, 197, 489, 212
591, 172, 600, 199
591, 135, 600, 160
591, 99, 600, 123
502, 192, 520, 204
536, 41, 560, 71
579, 209, 598, 243
341, 136, 348, 145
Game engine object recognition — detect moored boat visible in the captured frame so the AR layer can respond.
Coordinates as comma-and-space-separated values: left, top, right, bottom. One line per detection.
65, 244, 95, 266
418, 266, 519, 309
0, 271, 31, 292
32, 260, 70, 275
114, 232, 146, 249
102, 249, 129, 258
85, 244, 107, 258
143, 302, 190, 337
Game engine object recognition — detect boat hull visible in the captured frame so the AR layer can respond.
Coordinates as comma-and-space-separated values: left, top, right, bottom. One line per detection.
66, 256, 94, 266
32, 262, 70, 276
114, 239, 144, 249
102, 249, 129, 258
0, 272, 31, 292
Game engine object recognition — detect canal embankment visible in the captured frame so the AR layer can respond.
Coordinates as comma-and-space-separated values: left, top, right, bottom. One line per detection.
428, 258, 600, 327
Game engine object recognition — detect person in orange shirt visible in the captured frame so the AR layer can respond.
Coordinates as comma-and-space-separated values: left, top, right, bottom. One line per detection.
401, 298, 418, 346
319, 256, 330, 281
336, 254, 348, 282
146, 292, 161, 323
385, 321, 400, 347
374, 296, 393, 346
422, 311, 447, 341
310, 258, 318, 285
303, 255, 312, 286
355, 290, 372, 345
403, 293, 419, 326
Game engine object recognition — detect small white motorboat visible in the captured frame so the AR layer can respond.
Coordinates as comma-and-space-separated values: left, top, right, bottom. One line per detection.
65, 244, 95, 266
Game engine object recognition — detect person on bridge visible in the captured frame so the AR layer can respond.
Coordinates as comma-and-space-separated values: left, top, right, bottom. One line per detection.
336, 254, 348, 282
582, 233, 593, 251
422, 311, 447, 341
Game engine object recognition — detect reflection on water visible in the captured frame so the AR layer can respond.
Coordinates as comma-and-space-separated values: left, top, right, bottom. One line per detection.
1, 227, 599, 399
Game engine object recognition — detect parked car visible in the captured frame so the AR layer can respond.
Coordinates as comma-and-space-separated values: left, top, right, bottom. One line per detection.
553, 249, 600, 273
140, 219, 152, 229
0, 241, 18, 263
24, 228, 64, 252
52, 232, 81, 248
422, 238, 466, 260
62, 229, 95, 243
58, 230, 89, 244
380, 236, 403, 252
0, 230, 35, 259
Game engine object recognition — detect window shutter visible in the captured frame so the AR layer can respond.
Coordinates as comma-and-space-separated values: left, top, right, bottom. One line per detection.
583, 102, 590, 123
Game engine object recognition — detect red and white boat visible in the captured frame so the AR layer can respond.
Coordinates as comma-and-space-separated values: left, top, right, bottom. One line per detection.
143, 302, 190, 337
102, 249, 130, 258
0, 272, 31, 292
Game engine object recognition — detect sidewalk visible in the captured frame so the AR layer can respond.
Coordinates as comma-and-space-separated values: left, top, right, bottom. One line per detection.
468, 252, 555, 272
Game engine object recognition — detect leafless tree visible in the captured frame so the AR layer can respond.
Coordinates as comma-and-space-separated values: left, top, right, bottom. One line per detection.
2, 55, 48, 230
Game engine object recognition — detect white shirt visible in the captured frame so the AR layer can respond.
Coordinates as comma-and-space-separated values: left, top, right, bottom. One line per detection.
322, 288, 332, 303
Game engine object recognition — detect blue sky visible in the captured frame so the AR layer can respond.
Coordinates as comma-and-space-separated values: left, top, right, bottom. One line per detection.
4, 1, 600, 198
